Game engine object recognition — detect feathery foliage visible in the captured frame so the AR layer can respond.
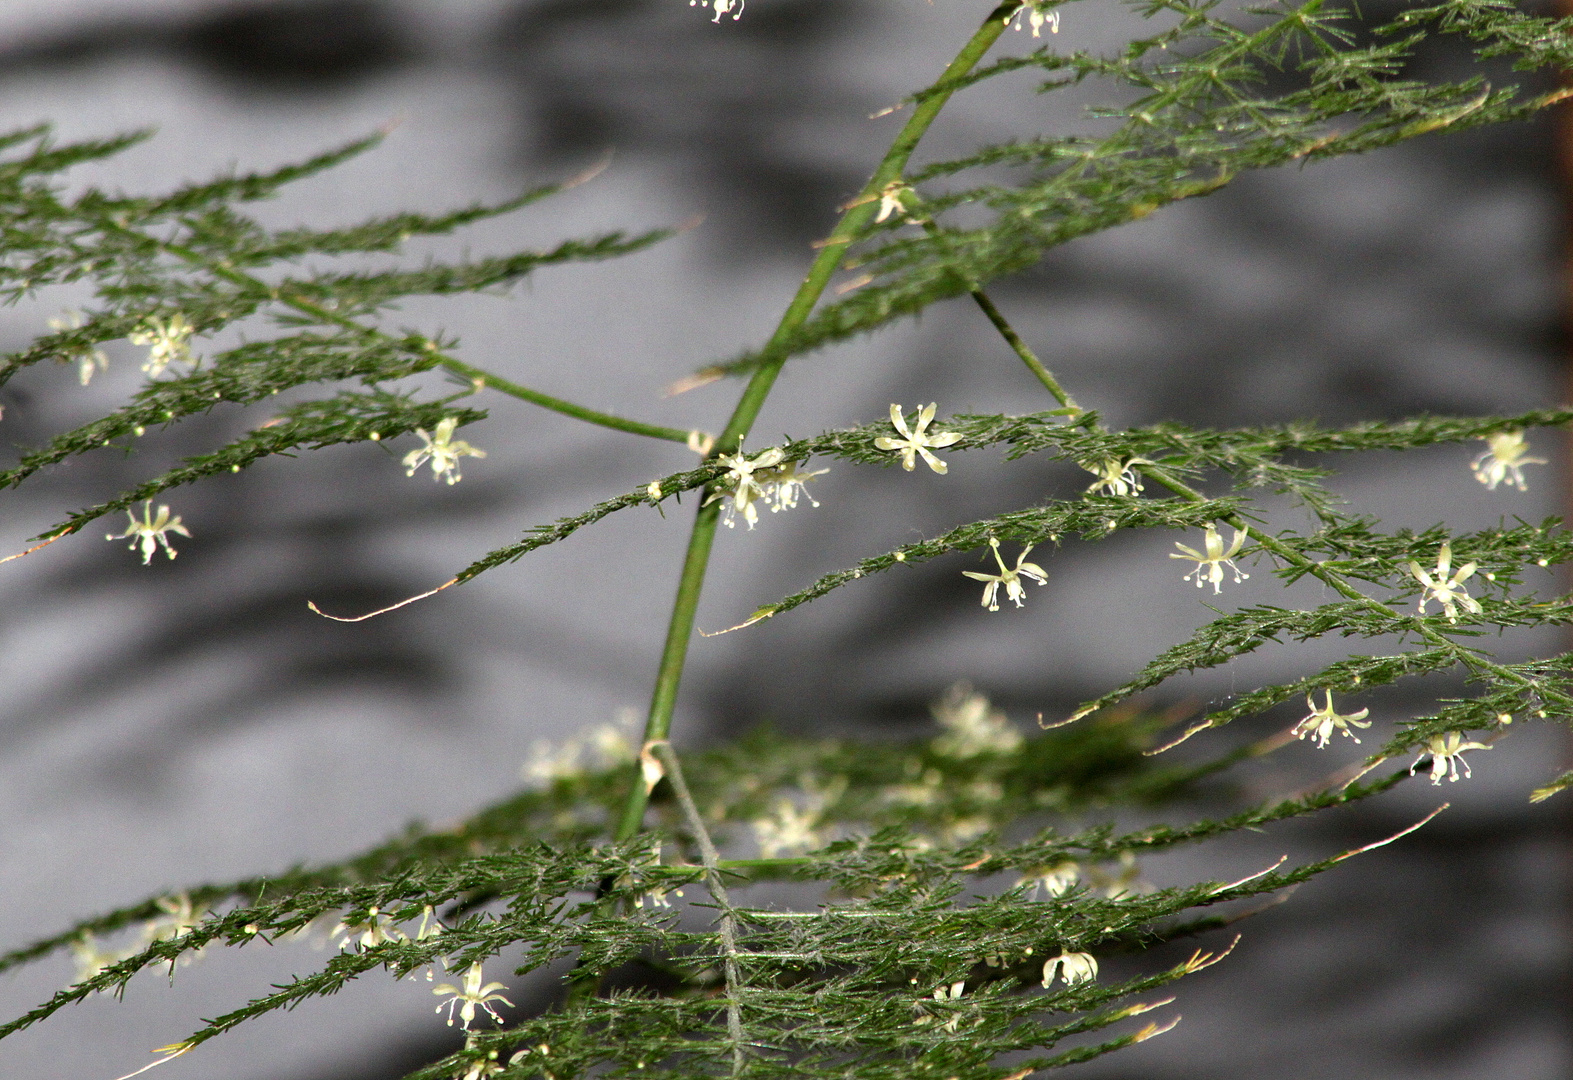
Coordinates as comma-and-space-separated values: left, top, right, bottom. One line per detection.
1, 0, 1570, 1076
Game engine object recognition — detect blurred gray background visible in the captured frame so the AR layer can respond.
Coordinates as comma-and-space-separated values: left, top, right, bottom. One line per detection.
0, 0, 1566, 1077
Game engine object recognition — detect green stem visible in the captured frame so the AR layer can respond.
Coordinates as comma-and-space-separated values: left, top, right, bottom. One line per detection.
106, 225, 696, 446
969, 287, 1569, 719
437, 356, 695, 444
968, 289, 1080, 411
614, 3, 1018, 843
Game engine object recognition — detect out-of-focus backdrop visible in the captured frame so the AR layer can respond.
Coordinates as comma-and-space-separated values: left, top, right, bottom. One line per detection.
0, 1, 1566, 1077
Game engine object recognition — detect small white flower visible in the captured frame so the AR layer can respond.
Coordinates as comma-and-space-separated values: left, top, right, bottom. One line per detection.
1170, 524, 1249, 593
128, 313, 195, 377
1008, 1, 1060, 35
144, 893, 204, 946
1410, 731, 1491, 784
48, 311, 109, 385
931, 682, 1023, 757
1293, 690, 1371, 749
1471, 431, 1545, 491
689, 0, 743, 21
704, 443, 784, 529
873, 181, 914, 224
929, 980, 968, 1032
874, 403, 963, 474
1409, 543, 1481, 623
962, 537, 1048, 611
752, 799, 822, 858
1019, 861, 1079, 899
1042, 952, 1097, 987
107, 501, 191, 564
403, 417, 486, 485
458, 1039, 503, 1080
70, 934, 122, 986
1083, 457, 1148, 497
1083, 851, 1148, 898
760, 459, 828, 513
433, 961, 514, 1030
332, 906, 406, 951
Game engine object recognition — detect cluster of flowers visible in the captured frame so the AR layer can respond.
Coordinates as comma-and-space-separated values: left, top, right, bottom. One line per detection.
703, 444, 829, 530
70, 893, 206, 986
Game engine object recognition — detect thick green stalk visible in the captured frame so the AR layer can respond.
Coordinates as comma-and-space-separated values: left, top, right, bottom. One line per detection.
614, 3, 1019, 842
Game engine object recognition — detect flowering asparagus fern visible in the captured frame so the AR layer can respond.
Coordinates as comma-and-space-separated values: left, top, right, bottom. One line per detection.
0, 0, 1571, 1077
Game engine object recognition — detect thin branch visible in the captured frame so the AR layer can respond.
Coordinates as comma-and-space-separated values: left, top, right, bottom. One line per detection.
649, 741, 746, 1076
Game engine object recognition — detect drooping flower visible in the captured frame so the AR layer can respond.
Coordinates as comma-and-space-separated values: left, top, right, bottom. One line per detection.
962, 537, 1048, 611
403, 417, 486, 485
1471, 431, 1545, 491
1082, 457, 1148, 497
704, 443, 784, 529
48, 311, 109, 385
458, 1039, 504, 1080
1410, 731, 1491, 784
760, 459, 828, 513
874, 403, 963, 474
1293, 690, 1372, 749
1042, 952, 1098, 987
689, 0, 743, 21
752, 799, 822, 858
107, 501, 191, 564
332, 906, 406, 951
70, 934, 122, 985
1170, 524, 1249, 593
1019, 861, 1079, 899
873, 181, 914, 224
433, 962, 514, 1030
128, 313, 195, 377
931, 682, 1023, 757
1008, 1, 1061, 36
1083, 851, 1148, 898
1409, 543, 1481, 623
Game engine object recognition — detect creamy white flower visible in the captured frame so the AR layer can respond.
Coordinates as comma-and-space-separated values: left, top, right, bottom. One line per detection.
1472, 431, 1545, 491
1410, 731, 1491, 784
689, 0, 743, 21
761, 459, 828, 513
459, 1039, 503, 1080
1409, 543, 1481, 623
107, 501, 191, 563
128, 313, 195, 376
1042, 952, 1097, 987
704, 443, 783, 529
333, 906, 407, 951
932, 682, 1023, 757
403, 417, 486, 485
48, 311, 109, 385
144, 893, 204, 946
70, 933, 122, 985
963, 537, 1048, 611
1008, 2, 1061, 36
433, 961, 514, 1030
752, 799, 821, 858
929, 980, 968, 1032
1293, 690, 1371, 749
1083, 851, 1148, 898
1170, 524, 1249, 593
873, 181, 914, 224
874, 403, 963, 474
1083, 457, 1148, 497
1020, 861, 1079, 899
